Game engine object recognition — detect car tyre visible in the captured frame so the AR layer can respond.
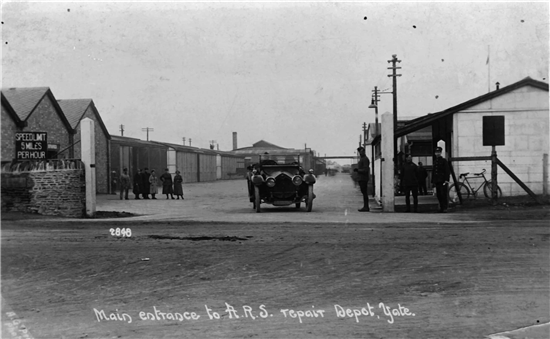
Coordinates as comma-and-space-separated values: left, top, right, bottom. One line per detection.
306, 185, 314, 212
254, 186, 261, 213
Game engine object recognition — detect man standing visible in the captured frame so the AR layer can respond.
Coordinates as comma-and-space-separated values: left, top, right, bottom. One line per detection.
431, 147, 450, 213
133, 168, 142, 199
354, 146, 370, 212
417, 162, 428, 195
119, 168, 131, 200
399, 154, 419, 212
141, 168, 151, 199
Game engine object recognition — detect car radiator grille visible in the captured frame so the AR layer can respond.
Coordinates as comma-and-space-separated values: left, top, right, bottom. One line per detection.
273, 174, 296, 199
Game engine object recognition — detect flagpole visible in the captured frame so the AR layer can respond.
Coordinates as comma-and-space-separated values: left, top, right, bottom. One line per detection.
487, 45, 491, 93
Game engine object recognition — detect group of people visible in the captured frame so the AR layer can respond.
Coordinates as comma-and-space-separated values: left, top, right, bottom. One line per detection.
116, 168, 184, 200
355, 146, 450, 213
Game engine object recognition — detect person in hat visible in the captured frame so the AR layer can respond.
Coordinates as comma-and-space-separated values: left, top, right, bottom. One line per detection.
149, 169, 158, 199
133, 168, 142, 199
173, 170, 184, 200
399, 154, 419, 212
119, 168, 131, 200
160, 168, 175, 199
416, 162, 428, 195
353, 146, 370, 212
431, 146, 450, 212
141, 168, 151, 199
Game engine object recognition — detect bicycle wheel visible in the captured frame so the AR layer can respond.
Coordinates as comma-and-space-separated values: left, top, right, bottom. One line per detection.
483, 181, 502, 199
448, 183, 470, 203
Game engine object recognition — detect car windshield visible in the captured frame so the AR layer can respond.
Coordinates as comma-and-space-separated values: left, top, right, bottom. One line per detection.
259, 155, 300, 166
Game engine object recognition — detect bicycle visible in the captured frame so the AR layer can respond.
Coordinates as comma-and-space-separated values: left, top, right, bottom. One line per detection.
448, 169, 502, 203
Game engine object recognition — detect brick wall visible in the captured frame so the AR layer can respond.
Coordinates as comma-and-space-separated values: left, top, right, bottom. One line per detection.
1, 169, 85, 218
24, 95, 72, 155
73, 106, 110, 193
1, 104, 19, 161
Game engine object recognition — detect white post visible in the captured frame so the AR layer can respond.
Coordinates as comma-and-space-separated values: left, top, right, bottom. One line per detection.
81, 118, 96, 217
381, 112, 395, 212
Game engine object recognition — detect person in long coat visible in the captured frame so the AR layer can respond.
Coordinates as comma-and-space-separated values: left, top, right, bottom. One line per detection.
119, 168, 131, 200
149, 169, 158, 199
353, 146, 370, 212
141, 168, 151, 199
173, 170, 184, 200
160, 168, 174, 199
431, 147, 450, 213
416, 162, 428, 195
399, 154, 419, 212
133, 168, 142, 199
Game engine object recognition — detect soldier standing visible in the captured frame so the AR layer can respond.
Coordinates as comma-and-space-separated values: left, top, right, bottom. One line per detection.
133, 168, 142, 199
354, 146, 370, 212
432, 147, 450, 213
119, 168, 131, 200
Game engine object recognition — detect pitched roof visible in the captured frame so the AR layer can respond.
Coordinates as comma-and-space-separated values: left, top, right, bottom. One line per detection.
57, 99, 91, 129
396, 77, 549, 138
1, 92, 24, 126
1, 87, 74, 132
1, 87, 50, 121
252, 140, 286, 149
57, 99, 111, 139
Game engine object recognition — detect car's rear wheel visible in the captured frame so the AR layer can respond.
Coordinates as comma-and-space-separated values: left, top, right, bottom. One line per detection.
306, 185, 313, 212
254, 186, 261, 213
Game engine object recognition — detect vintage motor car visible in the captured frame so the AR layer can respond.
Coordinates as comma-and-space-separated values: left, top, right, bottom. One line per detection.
246, 155, 316, 212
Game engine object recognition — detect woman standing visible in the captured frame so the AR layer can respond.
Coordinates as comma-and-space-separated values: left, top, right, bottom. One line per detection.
160, 168, 175, 199
149, 169, 158, 199
173, 170, 184, 200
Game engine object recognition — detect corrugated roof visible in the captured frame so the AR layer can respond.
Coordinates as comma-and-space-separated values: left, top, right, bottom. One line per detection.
1, 87, 49, 121
57, 99, 92, 129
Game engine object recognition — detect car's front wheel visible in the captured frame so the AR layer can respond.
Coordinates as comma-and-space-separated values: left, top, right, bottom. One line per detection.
306, 185, 314, 212
254, 186, 261, 213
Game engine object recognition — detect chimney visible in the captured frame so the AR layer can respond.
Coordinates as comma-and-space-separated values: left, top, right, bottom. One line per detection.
232, 132, 238, 150
496, 82, 500, 90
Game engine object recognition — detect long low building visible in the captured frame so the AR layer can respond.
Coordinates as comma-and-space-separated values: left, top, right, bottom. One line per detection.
110, 136, 245, 184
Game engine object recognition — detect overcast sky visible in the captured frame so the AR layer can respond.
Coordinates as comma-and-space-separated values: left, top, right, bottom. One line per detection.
2, 1, 548, 160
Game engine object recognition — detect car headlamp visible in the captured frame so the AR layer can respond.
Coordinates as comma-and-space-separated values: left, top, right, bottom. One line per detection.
266, 177, 276, 187
292, 175, 303, 186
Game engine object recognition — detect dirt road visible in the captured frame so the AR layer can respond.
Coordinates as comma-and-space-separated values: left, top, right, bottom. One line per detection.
2, 216, 548, 339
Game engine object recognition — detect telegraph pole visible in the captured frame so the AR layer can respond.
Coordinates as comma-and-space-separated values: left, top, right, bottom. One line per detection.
119, 124, 125, 136
370, 86, 391, 137
362, 122, 367, 147
141, 127, 154, 141
387, 54, 402, 169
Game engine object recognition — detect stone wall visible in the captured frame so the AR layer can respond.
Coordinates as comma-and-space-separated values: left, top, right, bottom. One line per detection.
1, 169, 85, 218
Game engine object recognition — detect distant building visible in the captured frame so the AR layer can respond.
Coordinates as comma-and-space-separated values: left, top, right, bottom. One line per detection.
230, 140, 318, 171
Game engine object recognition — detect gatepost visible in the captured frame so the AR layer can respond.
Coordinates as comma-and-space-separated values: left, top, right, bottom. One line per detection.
381, 112, 395, 212
81, 118, 96, 217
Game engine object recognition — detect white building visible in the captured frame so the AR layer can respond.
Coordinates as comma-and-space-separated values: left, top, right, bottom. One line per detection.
397, 77, 549, 197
